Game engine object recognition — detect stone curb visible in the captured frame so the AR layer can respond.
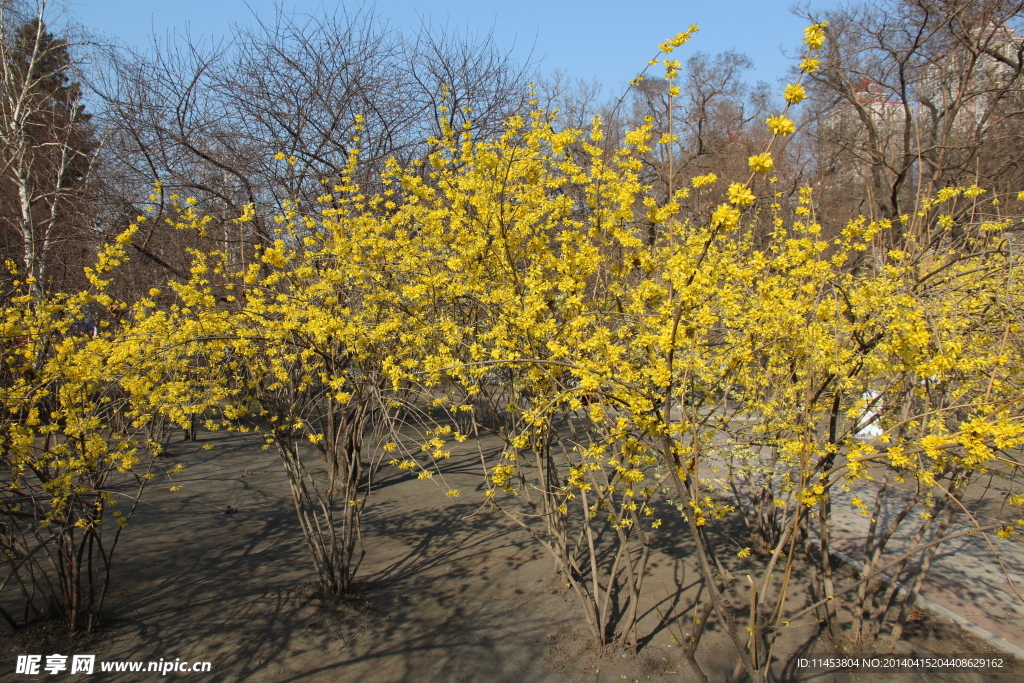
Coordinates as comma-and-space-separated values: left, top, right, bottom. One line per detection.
829, 548, 1024, 664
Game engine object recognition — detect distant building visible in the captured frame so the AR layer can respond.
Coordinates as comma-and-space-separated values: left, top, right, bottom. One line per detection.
817, 21, 1024, 217
818, 79, 907, 188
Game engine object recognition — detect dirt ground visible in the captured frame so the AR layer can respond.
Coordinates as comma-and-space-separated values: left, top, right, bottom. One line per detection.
2, 427, 1021, 682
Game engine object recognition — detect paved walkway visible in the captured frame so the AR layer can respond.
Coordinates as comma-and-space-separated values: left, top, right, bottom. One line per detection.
827, 480, 1024, 655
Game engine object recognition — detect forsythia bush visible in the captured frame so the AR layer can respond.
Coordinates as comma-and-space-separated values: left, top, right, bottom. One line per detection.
3, 21, 1023, 682
0, 237, 177, 630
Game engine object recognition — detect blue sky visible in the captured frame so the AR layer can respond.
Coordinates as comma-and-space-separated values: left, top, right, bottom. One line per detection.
66, 1, 835, 93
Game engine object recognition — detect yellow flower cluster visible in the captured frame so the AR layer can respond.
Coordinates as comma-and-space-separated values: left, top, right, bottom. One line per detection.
659, 25, 699, 53
748, 152, 774, 174
783, 82, 807, 104
766, 115, 796, 136
727, 182, 756, 207
803, 22, 828, 50
692, 172, 718, 188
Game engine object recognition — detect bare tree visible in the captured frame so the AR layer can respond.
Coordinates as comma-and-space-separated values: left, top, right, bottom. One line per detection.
90, 5, 534, 292
801, 0, 1024, 231
0, 0, 97, 297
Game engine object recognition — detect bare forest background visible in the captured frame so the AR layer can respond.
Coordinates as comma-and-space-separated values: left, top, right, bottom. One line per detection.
3, 0, 1023, 297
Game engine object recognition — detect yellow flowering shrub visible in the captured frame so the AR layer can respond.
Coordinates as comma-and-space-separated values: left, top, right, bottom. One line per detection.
6, 18, 1023, 679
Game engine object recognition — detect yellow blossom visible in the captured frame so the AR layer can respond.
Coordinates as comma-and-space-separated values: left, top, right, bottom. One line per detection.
748, 153, 774, 174
803, 22, 828, 50
711, 203, 741, 229
727, 182, 755, 208
692, 172, 718, 188
766, 115, 796, 136
783, 83, 807, 104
